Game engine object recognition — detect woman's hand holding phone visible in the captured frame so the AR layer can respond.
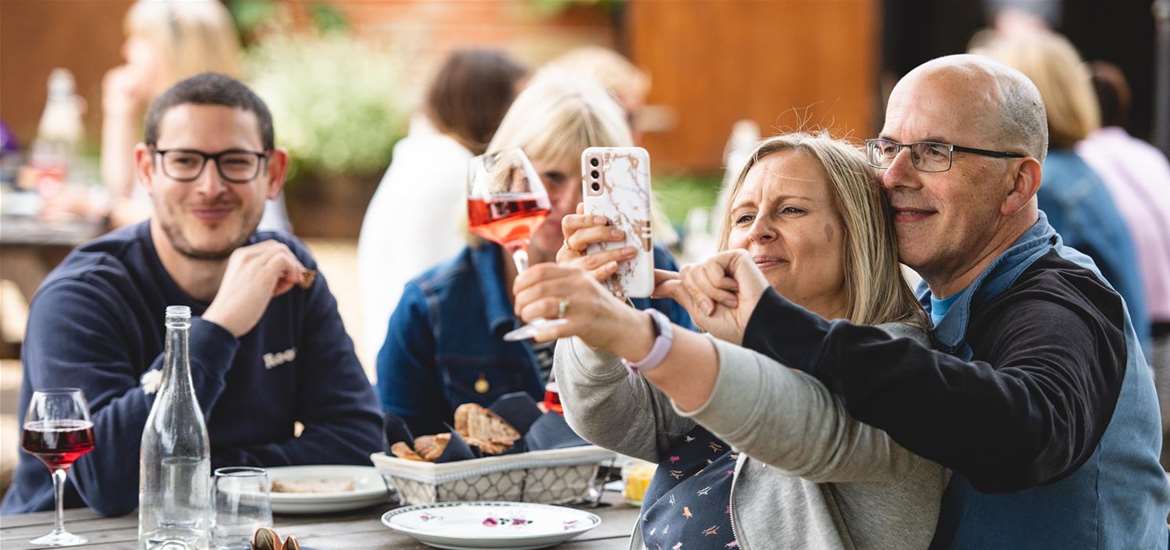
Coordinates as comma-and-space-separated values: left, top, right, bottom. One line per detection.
557, 203, 639, 282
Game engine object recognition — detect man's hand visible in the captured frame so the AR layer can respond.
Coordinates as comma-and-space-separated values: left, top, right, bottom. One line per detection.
202, 241, 309, 337
653, 250, 769, 344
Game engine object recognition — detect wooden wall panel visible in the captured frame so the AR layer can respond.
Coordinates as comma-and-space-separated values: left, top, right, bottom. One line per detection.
630, 0, 877, 172
325, 1, 618, 109
0, 0, 134, 147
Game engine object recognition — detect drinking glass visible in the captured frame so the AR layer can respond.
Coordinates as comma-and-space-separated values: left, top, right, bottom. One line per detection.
21, 388, 95, 546
212, 467, 273, 550
467, 148, 568, 341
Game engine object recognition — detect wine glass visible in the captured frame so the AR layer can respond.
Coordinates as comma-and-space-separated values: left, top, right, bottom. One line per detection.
21, 388, 95, 546
467, 148, 568, 341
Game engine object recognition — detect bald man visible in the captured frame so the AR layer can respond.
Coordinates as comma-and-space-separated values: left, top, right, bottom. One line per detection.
676, 55, 1170, 548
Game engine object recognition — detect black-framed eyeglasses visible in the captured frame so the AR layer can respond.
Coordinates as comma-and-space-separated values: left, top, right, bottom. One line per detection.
152, 148, 269, 183
864, 138, 1025, 173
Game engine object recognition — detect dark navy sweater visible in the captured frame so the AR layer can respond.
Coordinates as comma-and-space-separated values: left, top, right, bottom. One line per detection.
1, 222, 384, 516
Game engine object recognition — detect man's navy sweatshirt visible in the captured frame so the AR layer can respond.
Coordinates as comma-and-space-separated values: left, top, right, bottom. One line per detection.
1, 222, 385, 516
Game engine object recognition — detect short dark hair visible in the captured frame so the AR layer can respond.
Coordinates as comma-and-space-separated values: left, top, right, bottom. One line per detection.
144, 72, 275, 150
1088, 61, 1131, 129
425, 49, 526, 155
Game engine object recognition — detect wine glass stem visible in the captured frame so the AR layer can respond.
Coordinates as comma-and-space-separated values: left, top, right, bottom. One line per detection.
511, 247, 529, 273
51, 467, 67, 535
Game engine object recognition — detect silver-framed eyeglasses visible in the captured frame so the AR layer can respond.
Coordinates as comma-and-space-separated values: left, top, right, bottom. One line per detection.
865, 138, 1025, 173
153, 148, 269, 183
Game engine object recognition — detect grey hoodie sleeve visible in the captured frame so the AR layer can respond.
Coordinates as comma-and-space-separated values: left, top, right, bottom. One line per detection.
553, 337, 696, 463
678, 324, 940, 483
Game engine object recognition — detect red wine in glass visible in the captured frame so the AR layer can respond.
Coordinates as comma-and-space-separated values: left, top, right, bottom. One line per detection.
467, 194, 550, 251
22, 388, 95, 546
22, 419, 95, 470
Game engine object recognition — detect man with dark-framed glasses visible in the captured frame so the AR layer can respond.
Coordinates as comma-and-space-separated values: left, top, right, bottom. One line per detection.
152, 148, 270, 184
2, 73, 383, 516
676, 54, 1169, 548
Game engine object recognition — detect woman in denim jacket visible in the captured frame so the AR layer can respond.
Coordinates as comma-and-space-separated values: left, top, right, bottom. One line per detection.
375, 70, 690, 437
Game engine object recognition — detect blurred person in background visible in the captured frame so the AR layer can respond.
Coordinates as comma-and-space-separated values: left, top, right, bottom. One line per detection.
548, 46, 650, 138
515, 132, 946, 549
375, 70, 690, 437
548, 46, 678, 248
972, 30, 1151, 351
357, 49, 527, 368
1077, 60, 1170, 468
44, 0, 291, 232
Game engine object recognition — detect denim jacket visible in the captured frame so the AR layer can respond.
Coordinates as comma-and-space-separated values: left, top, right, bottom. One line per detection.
376, 241, 692, 436
1040, 150, 1150, 350
924, 211, 1170, 549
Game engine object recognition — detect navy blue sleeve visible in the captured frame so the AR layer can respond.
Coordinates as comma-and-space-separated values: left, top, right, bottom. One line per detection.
20, 279, 237, 517
212, 269, 385, 467
375, 282, 450, 437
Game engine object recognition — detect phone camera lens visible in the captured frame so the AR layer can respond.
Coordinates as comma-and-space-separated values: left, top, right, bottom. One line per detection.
590, 182, 601, 192
590, 170, 600, 179
590, 158, 599, 167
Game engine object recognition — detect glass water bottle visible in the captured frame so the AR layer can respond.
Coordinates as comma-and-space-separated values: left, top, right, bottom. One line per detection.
139, 306, 211, 550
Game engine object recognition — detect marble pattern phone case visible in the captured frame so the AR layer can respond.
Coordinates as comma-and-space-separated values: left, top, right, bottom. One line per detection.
582, 147, 653, 298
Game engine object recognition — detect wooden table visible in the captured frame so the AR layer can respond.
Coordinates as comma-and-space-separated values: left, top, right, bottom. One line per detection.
0, 214, 104, 299
0, 493, 639, 549
0, 212, 104, 357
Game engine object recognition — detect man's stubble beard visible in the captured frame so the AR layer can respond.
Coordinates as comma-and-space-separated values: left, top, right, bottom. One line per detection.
159, 205, 263, 261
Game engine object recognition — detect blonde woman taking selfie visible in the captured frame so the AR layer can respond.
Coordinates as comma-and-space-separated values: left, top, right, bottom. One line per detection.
513, 132, 946, 550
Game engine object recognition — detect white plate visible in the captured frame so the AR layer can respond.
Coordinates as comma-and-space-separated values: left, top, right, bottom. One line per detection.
266, 465, 390, 514
382, 501, 601, 550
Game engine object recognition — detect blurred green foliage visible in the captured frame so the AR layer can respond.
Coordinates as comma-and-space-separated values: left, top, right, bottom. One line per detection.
654, 174, 721, 227
307, 2, 349, 35
244, 34, 405, 186
228, 0, 277, 40
527, 0, 625, 17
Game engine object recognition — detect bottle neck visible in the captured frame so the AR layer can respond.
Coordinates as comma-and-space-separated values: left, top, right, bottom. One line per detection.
162, 322, 195, 396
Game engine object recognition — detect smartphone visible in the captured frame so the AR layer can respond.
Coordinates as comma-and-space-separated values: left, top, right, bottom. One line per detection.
581, 146, 654, 298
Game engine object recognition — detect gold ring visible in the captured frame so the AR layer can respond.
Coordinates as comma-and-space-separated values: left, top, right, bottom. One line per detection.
557, 298, 570, 319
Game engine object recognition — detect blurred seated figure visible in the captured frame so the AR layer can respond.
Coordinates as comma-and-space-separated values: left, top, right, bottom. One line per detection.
47, 0, 291, 231
548, 46, 650, 135
1077, 61, 1170, 467
356, 49, 526, 367
0, 74, 382, 516
547, 46, 678, 248
973, 30, 1150, 350
375, 70, 691, 437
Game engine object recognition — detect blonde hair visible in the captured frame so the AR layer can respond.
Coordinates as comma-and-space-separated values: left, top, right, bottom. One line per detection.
972, 30, 1100, 149
125, 0, 242, 93
487, 68, 632, 167
718, 132, 927, 328
547, 47, 650, 111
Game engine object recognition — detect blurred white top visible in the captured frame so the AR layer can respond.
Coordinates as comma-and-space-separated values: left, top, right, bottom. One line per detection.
356, 115, 473, 367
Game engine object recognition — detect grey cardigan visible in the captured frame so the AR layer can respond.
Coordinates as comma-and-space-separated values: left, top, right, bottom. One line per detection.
553, 323, 947, 550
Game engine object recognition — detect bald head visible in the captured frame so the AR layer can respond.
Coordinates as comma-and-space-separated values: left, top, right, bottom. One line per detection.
879, 55, 1047, 295
893, 54, 1048, 163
